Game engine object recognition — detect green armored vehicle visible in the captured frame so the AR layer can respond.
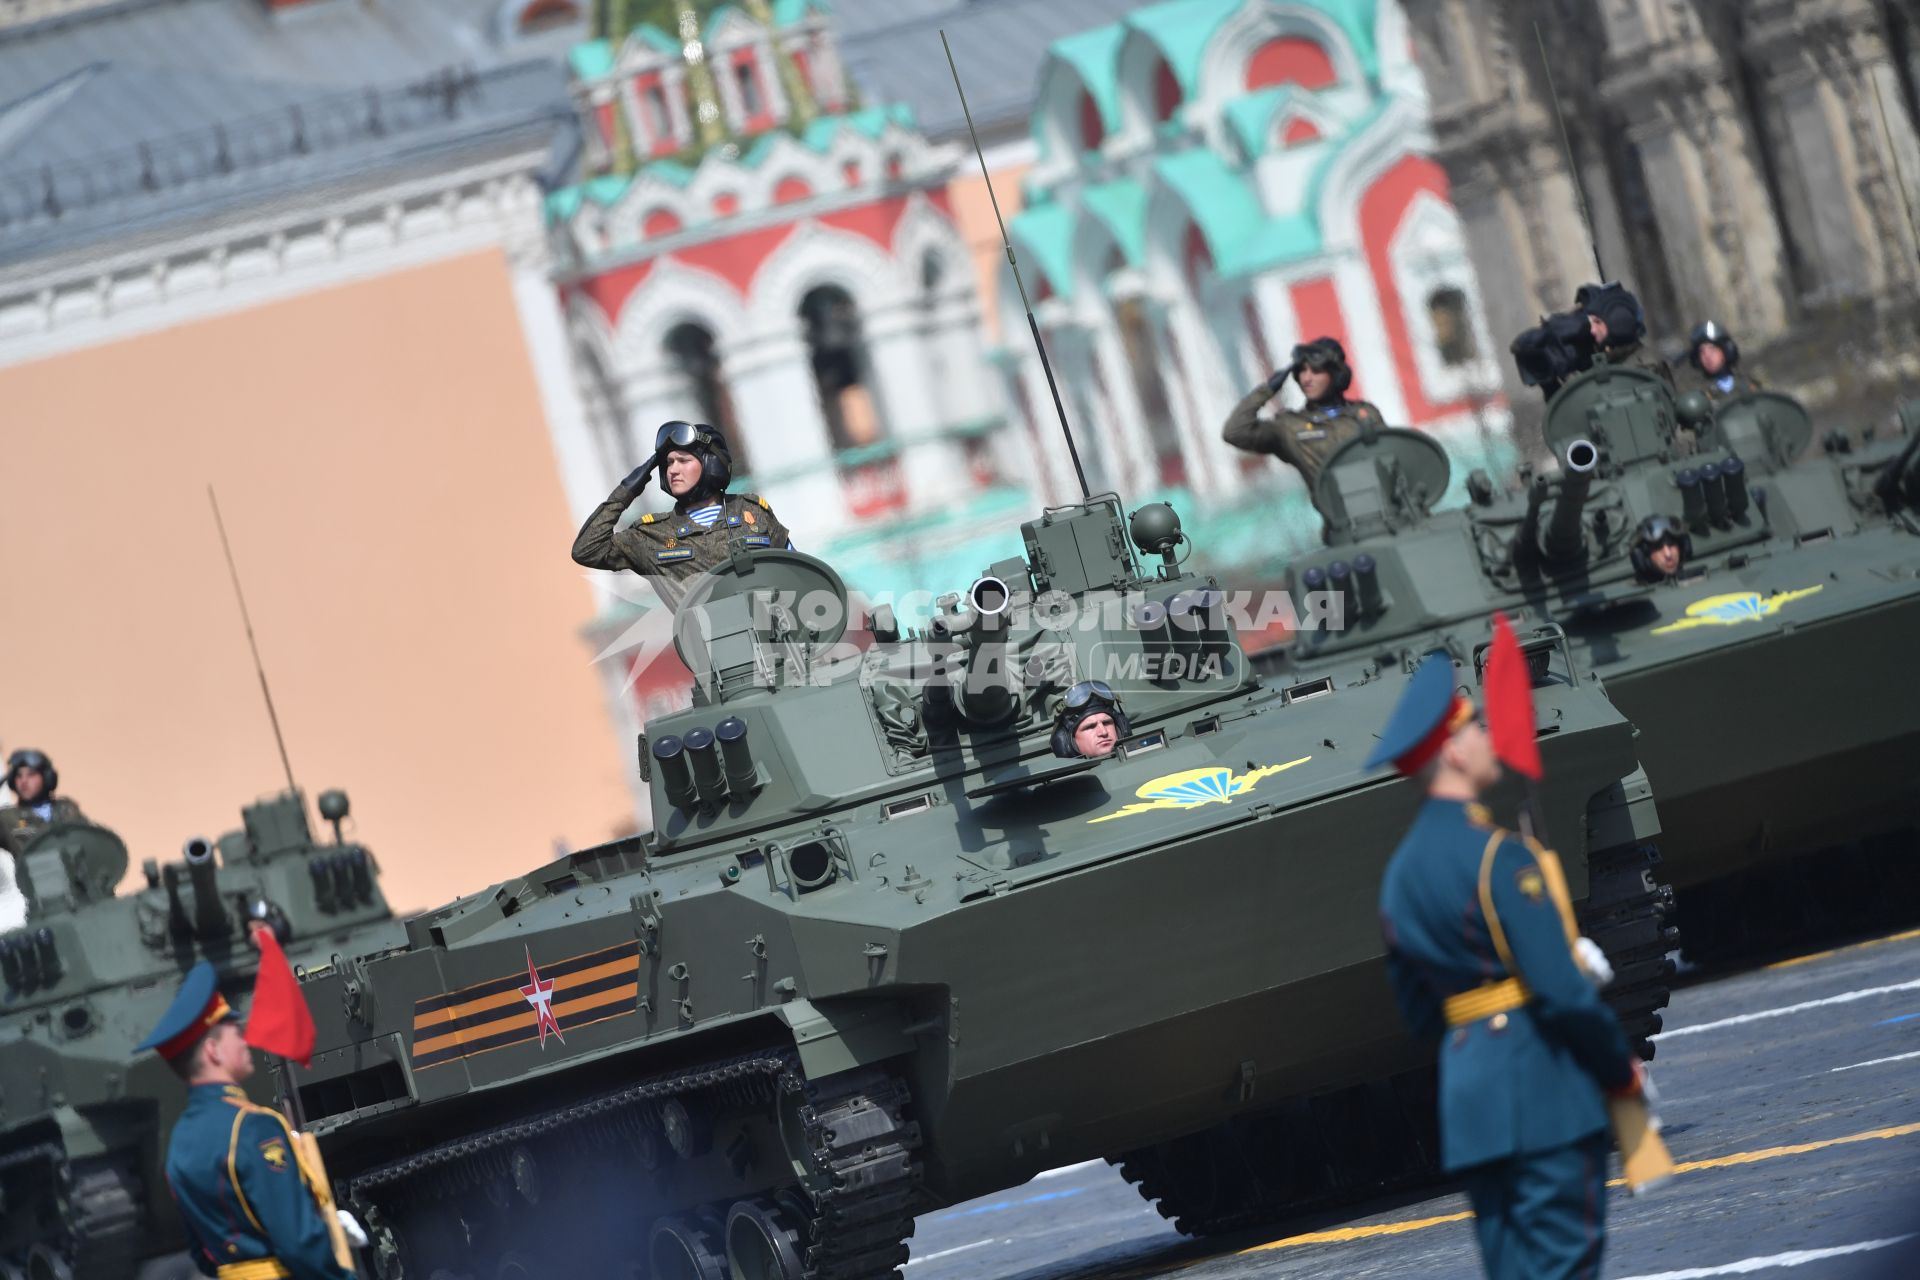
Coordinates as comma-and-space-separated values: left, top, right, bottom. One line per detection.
1253, 368, 1920, 953
286, 496, 1672, 1277
0, 790, 400, 1279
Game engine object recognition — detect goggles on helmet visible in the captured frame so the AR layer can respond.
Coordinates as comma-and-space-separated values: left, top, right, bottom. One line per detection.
1638, 515, 1685, 546
1063, 680, 1117, 711
654, 421, 718, 453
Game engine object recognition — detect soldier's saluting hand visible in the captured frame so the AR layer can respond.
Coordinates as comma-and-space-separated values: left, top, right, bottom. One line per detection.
570, 421, 792, 611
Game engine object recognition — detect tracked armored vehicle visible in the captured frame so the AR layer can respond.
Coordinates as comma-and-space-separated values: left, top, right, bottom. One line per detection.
1252, 368, 1920, 955
288, 495, 1672, 1277
0, 790, 400, 1279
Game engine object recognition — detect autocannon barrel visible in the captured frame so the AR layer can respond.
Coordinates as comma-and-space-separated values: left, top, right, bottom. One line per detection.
183, 837, 230, 938
1543, 438, 1598, 561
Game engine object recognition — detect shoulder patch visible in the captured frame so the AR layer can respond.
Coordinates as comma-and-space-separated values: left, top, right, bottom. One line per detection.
258, 1137, 290, 1171
1515, 866, 1547, 902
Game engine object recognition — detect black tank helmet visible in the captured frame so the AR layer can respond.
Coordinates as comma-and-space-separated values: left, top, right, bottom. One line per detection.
1687, 320, 1740, 372
1629, 514, 1693, 582
1049, 681, 1133, 758
652, 420, 733, 505
1290, 336, 1353, 397
5, 748, 56, 796
1574, 281, 1646, 349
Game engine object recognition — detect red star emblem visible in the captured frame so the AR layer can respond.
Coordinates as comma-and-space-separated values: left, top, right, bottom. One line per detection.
518, 947, 565, 1047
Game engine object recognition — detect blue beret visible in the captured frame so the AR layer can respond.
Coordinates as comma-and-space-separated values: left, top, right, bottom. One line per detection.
1365, 652, 1473, 773
136, 961, 239, 1061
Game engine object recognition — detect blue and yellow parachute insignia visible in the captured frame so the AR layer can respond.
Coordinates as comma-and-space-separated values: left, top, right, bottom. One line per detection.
1651, 586, 1824, 635
1088, 759, 1311, 824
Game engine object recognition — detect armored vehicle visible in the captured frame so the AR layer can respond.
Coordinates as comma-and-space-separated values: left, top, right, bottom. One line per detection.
1252, 368, 1920, 954
287, 495, 1671, 1278
0, 790, 401, 1280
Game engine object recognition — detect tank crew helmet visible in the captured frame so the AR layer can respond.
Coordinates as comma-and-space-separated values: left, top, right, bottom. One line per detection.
1630, 514, 1693, 581
1364, 652, 1476, 777
5, 748, 56, 796
1050, 680, 1133, 758
1574, 281, 1646, 349
1289, 336, 1353, 396
651, 420, 733, 502
135, 961, 241, 1064
1687, 320, 1740, 372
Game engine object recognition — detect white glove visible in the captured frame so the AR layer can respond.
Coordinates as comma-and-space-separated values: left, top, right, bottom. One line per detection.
336, 1208, 369, 1249
1639, 1064, 1663, 1133
1574, 936, 1614, 989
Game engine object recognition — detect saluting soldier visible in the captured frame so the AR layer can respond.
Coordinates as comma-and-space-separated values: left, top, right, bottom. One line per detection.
1371, 655, 1646, 1280
1684, 320, 1761, 400
571, 421, 793, 610
1, 748, 86, 850
137, 962, 360, 1280
1221, 337, 1386, 495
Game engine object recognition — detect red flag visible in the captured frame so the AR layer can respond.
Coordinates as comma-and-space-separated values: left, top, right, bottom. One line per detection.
244, 924, 316, 1068
1486, 611, 1543, 781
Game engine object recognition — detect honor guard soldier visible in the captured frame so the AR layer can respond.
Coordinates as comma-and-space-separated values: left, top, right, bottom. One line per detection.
138, 962, 359, 1280
1372, 655, 1646, 1280
1, 749, 87, 851
1221, 337, 1386, 495
571, 421, 793, 611
1685, 320, 1761, 400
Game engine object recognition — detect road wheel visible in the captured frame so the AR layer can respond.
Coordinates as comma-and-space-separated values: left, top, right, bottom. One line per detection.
649, 1215, 725, 1280
723, 1198, 805, 1280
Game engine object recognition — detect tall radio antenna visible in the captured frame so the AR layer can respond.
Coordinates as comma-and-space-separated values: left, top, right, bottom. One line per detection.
1534, 21, 1607, 282
941, 29, 1092, 500
208, 486, 299, 796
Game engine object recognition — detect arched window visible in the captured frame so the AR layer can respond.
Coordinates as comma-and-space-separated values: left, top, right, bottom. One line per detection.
920, 251, 945, 295
1153, 59, 1181, 122
662, 322, 747, 474
1079, 90, 1105, 151
1183, 223, 1212, 294
800, 285, 885, 450
1246, 37, 1336, 92
1426, 286, 1477, 366
517, 0, 579, 36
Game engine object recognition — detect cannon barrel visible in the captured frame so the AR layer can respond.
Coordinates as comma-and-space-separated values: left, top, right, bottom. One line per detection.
1542, 438, 1598, 561
954, 577, 1020, 724
183, 837, 230, 938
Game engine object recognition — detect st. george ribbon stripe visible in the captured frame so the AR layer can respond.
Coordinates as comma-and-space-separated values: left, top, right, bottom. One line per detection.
411, 940, 640, 1015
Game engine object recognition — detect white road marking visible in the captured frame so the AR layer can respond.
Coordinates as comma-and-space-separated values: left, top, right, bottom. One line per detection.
1033, 1159, 1102, 1180
1830, 1049, 1920, 1073
1611, 1234, 1915, 1278
905, 1239, 998, 1266
1654, 977, 1920, 1040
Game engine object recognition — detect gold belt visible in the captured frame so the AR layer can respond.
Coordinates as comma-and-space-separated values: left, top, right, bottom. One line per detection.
1444, 977, 1530, 1026
218, 1260, 290, 1280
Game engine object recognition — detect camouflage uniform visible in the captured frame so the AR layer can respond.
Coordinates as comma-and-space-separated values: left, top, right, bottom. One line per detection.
1685, 369, 1763, 401
1598, 340, 1675, 389
1221, 386, 1387, 494
572, 486, 793, 610
0, 796, 86, 852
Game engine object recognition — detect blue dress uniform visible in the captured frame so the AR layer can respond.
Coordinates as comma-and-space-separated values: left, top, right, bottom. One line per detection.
1371, 658, 1637, 1280
137, 963, 356, 1280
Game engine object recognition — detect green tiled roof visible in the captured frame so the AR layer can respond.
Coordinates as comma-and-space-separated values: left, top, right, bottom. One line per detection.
770, 0, 830, 27
1049, 26, 1126, 131
1008, 201, 1078, 301
1123, 0, 1242, 93
1150, 149, 1264, 273
569, 39, 614, 80
631, 24, 680, 57
1081, 178, 1147, 268
546, 172, 636, 221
